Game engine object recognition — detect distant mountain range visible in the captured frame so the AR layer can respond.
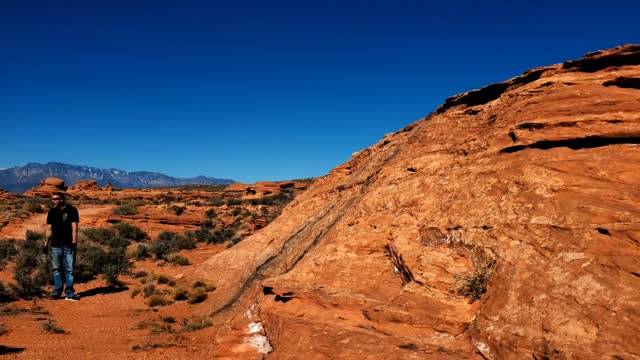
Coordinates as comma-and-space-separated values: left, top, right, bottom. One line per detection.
0, 162, 235, 193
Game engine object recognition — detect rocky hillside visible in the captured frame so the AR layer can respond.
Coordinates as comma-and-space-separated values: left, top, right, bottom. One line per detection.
0, 162, 234, 193
196, 45, 640, 359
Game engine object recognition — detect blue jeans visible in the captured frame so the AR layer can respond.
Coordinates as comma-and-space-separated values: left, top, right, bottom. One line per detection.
51, 246, 76, 298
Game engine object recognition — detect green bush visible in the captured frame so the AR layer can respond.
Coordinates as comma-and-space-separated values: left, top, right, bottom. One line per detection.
101, 246, 132, 286
149, 232, 196, 260
82, 228, 116, 245
75, 240, 132, 286
0, 281, 11, 302
169, 205, 185, 216
209, 228, 235, 244
205, 197, 225, 206
83, 226, 132, 248
205, 208, 217, 218
11, 231, 50, 298
160, 195, 177, 204
113, 204, 138, 215
185, 228, 215, 244
74, 243, 104, 282
25, 198, 46, 213
131, 244, 151, 260
226, 198, 242, 206
259, 191, 295, 206
113, 223, 149, 242
0, 239, 18, 270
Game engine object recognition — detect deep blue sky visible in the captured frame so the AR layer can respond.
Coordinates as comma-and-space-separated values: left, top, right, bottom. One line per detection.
1, 0, 637, 183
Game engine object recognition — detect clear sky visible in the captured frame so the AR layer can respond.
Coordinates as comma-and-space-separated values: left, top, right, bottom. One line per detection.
1, 0, 637, 183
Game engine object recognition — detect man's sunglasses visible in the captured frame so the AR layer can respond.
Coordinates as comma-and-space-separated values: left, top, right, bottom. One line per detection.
52, 198, 63, 201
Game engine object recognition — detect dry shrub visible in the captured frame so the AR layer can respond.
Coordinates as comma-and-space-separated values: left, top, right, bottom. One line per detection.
41, 319, 65, 334
173, 288, 188, 301
148, 294, 171, 307
180, 315, 212, 331
165, 254, 190, 266
187, 287, 207, 304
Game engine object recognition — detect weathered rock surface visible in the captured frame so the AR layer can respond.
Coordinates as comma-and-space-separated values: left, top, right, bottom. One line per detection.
197, 44, 640, 359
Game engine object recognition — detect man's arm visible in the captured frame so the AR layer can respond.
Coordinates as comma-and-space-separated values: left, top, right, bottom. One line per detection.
71, 222, 78, 245
46, 224, 52, 244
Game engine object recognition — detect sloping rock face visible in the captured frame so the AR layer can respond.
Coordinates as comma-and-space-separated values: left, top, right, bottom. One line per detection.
197, 45, 640, 359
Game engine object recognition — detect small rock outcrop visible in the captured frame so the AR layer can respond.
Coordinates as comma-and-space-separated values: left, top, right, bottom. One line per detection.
24, 177, 68, 197
69, 179, 100, 192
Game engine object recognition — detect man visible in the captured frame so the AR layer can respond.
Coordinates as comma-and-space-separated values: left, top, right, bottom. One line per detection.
46, 192, 79, 301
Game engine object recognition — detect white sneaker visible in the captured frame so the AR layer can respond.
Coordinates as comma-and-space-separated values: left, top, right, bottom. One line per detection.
65, 297, 79, 302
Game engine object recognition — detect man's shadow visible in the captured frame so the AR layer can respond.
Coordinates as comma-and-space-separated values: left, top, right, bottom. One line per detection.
0, 345, 26, 355
76, 285, 129, 298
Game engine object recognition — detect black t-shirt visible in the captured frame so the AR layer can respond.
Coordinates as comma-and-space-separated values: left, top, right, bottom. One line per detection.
47, 205, 79, 246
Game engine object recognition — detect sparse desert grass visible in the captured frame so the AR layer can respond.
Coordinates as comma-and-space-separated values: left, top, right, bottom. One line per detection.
131, 342, 183, 351
180, 315, 212, 331
205, 196, 225, 206
134, 318, 174, 334
141, 273, 176, 286
0, 304, 48, 316
165, 254, 190, 266
41, 319, 65, 334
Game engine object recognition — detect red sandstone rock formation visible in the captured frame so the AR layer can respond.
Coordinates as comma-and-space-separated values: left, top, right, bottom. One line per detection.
24, 177, 68, 197
0, 188, 19, 201
69, 179, 100, 192
197, 45, 640, 359
226, 181, 310, 199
